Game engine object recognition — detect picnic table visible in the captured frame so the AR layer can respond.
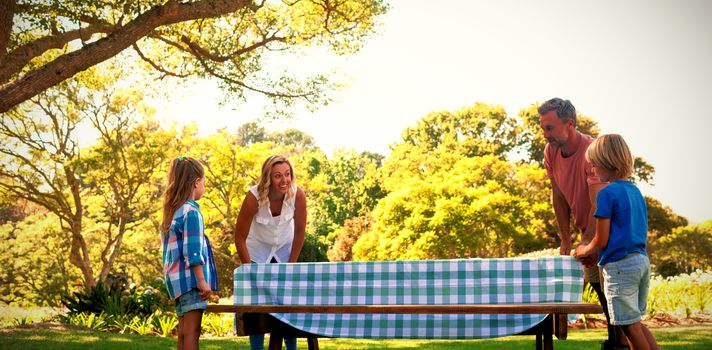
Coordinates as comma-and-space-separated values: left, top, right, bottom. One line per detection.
207, 256, 602, 349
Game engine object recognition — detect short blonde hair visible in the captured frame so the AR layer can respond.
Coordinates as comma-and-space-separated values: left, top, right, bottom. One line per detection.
257, 155, 296, 208
586, 134, 633, 180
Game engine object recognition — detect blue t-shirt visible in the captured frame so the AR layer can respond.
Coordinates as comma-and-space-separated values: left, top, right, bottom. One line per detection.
594, 180, 648, 265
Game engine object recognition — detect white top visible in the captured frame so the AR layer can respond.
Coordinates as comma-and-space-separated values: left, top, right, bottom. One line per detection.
245, 184, 296, 263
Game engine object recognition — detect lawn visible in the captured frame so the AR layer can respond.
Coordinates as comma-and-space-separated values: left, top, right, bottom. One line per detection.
1, 325, 710, 350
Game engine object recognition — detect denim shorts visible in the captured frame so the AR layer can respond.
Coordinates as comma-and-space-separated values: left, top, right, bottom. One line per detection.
175, 289, 207, 317
601, 253, 650, 325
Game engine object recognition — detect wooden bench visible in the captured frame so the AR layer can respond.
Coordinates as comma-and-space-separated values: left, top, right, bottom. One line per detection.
207, 302, 602, 350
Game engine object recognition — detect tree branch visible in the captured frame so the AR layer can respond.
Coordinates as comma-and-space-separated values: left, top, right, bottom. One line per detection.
0, 23, 119, 83
0, 0, 256, 113
132, 43, 190, 78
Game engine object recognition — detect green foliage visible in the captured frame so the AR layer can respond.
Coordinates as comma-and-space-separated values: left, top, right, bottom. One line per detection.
60, 312, 110, 332
4, 0, 389, 114
61, 278, 171, 322
646, 196, 689, 273
328, 215, 373, 262
654, 222, 712, 277
152, 311, 178, 338
383, 103, 518, 190
300, 149, 385, 249
126, 314, 155, 336
353, 156, 550, 260
648, 270, 712, 317
0, 211, 75, 307
201, 313, 234, 337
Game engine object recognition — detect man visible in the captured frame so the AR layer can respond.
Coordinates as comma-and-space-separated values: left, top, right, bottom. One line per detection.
539, 98, 628, 350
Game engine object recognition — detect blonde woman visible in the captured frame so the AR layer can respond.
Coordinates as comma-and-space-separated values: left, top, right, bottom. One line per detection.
234, 155, 307, 350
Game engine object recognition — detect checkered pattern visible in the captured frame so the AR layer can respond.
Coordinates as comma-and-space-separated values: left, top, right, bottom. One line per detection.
233, 256, 583, 339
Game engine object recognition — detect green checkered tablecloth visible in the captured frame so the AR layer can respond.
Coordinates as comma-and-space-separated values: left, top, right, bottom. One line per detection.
233, 256, 583, 339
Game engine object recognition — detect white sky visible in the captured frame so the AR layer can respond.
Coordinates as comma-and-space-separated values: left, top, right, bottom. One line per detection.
147, 0, 712, 223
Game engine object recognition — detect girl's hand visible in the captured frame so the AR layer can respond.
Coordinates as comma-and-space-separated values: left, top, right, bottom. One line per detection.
198, 280, 211, 300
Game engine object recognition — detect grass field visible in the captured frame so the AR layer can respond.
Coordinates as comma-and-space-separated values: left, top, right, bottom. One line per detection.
1, 325, 710, 350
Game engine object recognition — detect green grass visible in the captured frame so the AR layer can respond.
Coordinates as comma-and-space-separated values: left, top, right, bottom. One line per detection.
1, 325, 710, 350
0, 305, 59, 326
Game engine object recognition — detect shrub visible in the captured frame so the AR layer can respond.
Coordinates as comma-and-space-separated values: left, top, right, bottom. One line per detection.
153, 311, 179, 337
127, 314, 155, 336
648, 270, 712, 317
60, 312, 110, 331
201, 313, 234, 337
61, 276, 172, 321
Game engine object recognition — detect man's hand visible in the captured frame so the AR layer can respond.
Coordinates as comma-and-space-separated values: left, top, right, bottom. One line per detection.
559, 242, 572, 256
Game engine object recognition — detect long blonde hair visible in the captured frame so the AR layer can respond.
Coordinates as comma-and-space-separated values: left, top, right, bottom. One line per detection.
257, 155, 296, 208
161, 156, 204, 234
586, 134, 633, 180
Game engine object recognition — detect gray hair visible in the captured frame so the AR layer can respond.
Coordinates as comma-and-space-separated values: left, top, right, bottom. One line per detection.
538, 98, 577, 125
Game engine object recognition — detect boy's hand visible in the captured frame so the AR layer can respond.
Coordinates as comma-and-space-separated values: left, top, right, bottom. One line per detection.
573, 245, 588, 260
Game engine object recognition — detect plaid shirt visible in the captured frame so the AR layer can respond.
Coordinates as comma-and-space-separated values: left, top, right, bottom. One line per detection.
161, 199, 218, 300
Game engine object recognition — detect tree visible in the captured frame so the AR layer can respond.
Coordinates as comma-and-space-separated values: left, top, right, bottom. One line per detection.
0, 63, 173, 287
0, 208, 76, 306
655, 221, 712, 277
382, 102, 518, 190
352, 156, 551, 260
193, 131, 283, 293
297, 149, 385, 247
327, 214, 372, 262
0, 0, 389, 113
82, 117, 176, 282
645, 196, 688, 273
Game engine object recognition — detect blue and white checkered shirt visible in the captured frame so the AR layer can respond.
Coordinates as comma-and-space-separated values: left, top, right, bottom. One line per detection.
161, 199, 218, 300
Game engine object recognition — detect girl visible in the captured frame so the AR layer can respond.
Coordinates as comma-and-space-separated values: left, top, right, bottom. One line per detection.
574, 135, 659, 350
161, 156, 218, 350
234, 154, 307, 350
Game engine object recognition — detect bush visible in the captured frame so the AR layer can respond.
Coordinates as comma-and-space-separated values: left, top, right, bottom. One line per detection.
648, 270, 712, 317
201, 313, 234, 337
61, 275, 172, 322
59, 312, 110, 331
153, 311, 179, 337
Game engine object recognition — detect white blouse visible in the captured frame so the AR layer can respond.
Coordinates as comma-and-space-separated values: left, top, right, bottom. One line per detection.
245, 184, 297, 263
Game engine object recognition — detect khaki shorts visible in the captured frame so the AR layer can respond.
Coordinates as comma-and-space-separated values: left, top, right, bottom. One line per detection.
584, 264, 601, 284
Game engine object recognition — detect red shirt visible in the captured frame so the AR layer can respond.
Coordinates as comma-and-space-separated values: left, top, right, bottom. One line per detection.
544, 132, 602, 241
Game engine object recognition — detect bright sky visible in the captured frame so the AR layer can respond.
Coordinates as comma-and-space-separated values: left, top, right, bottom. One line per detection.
149, 0, 712, 223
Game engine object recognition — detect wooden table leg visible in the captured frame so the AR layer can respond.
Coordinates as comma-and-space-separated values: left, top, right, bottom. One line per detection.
536, 332, 543, 350
268, 333, 283, 350
544, 314, 554, 350
307, 337, 319, 350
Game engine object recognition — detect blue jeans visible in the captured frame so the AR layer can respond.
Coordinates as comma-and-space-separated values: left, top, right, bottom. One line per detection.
249, 334, 297, 350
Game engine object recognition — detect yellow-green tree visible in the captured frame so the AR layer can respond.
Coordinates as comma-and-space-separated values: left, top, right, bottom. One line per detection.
654, 221, 712, 277
353, 156, 551, 260
382, 103, 517, 190
0, 0, 389, 113
0, 63, 174, 287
